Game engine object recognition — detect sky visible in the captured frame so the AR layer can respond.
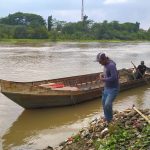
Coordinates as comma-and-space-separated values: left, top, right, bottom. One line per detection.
0, 0, 149, 30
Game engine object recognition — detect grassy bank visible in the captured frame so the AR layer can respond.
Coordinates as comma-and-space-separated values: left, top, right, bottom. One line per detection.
0, 39, 148, 45
0, 39, 52, 45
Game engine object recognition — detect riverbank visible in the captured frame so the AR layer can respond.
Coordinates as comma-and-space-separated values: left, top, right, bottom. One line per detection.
0, 39, 148, 46
44, 108, 150, 150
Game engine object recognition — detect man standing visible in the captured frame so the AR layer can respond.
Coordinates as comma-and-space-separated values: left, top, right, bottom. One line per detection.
96, 53, 119, 123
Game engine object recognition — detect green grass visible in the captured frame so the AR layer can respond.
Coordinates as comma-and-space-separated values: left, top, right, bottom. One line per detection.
0, 38, 148, 45
0, 39, 52, 44
94, 124, 150, 150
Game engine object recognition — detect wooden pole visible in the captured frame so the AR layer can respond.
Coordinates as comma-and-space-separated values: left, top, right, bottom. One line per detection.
132, 105, 150, 124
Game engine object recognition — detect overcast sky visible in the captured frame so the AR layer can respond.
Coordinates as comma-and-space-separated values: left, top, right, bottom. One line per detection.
0, 0, 149, 30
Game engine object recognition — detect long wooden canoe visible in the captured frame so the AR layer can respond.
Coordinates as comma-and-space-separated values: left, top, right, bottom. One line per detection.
1, 68, 150, 109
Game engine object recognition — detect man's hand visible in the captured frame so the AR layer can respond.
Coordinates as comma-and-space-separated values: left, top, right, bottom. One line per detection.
99, 74, 105, 82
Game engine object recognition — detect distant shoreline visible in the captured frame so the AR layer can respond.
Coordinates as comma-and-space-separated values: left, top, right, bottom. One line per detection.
0, 39, 149, 45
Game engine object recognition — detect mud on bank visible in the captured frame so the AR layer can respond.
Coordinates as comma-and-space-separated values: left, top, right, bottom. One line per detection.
44, 108, 150, 150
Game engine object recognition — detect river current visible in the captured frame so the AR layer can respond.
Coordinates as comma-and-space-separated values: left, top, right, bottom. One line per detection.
0, 42, 150, 150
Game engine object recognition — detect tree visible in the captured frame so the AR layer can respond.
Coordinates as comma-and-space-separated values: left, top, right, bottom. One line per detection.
0, 12, 46, 27
0, 12, 149, 40
29, 26, 48, 39
48, 15, 53, 31
13, 26, 28, 38
121, 22, 140, 33
52, 19, 66, 32
135, 22, 140, 32
62, 23, 75, 34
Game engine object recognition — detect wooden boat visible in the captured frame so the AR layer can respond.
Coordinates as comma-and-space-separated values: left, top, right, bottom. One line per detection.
1, 68, 150, 109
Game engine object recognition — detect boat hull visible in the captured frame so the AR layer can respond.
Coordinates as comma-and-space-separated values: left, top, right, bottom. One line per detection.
2, 88, 102, 109
1, 70, 150, 109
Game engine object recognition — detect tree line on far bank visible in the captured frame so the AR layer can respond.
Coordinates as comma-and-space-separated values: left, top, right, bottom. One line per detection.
0, 12, 150, 41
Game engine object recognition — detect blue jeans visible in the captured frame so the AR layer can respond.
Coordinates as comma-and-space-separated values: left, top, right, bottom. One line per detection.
102, 87, 119, 122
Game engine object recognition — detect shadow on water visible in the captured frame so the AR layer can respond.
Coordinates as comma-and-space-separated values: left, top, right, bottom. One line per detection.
2, 85, 150, 149
2, 99, 102, 149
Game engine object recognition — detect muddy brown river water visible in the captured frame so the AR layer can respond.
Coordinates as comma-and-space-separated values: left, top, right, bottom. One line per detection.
0, 42, 150, 150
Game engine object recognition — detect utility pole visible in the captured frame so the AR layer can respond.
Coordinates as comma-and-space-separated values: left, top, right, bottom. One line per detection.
81, 0, 84, 21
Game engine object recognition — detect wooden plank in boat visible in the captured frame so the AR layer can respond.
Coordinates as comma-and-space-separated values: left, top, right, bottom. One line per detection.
54, 86, 79, 91
39, 83, 79, 91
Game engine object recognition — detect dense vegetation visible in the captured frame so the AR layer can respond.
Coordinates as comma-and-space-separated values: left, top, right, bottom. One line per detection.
0, 12, 150, 41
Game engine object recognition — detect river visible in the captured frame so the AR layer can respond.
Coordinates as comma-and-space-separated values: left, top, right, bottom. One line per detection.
0, 42, 150, 150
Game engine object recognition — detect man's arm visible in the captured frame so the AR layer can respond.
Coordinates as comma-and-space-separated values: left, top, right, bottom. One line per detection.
146, 66, 150, 72
102, 65, 118, 82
